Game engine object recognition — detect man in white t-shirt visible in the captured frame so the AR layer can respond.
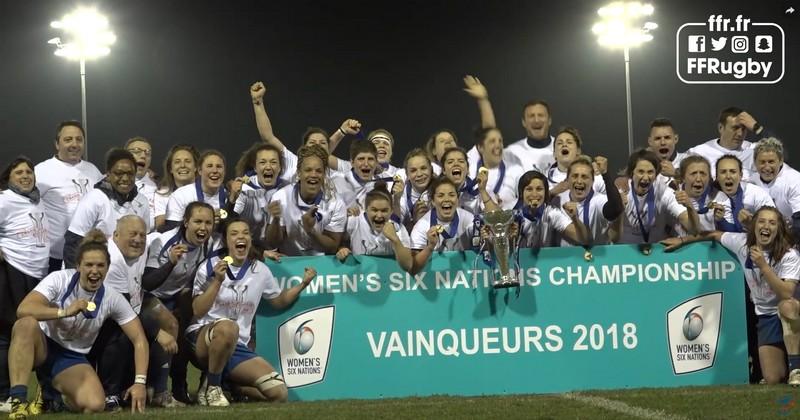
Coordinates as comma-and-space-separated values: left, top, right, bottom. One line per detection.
646, 118, 688, 182
685, 107, 775, 181
35, 121, 103, 272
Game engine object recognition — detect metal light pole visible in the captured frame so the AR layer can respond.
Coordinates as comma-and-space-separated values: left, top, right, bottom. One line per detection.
592, 2, 657, 155
49, 7, 116, 161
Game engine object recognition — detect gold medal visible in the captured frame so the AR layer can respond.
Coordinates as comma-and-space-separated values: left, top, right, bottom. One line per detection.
583, 250, 593, 262
479, 167, 489, 176
223, 256, 234, 265
86, 302, 96, 312
241, 175, 251, 184
219, 209, 228, 219
435, 225, 445, 233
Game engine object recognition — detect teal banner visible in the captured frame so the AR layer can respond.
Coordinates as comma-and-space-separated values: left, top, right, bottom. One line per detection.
256, 243, 748, 400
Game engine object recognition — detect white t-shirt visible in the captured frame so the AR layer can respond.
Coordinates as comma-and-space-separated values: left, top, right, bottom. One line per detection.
748, 164, 800, 226
153, 189, 170, 219
685, 138, 755, 180
620, 183, 686, 244
720, 232, 800, 315
272, 147, 300, 184
268, 184, 347, 256
516, 205, 573, 248
166, 181, 227, 222
135, 174, 158, 231
34, 158, 103, 259
0, 191, 50, 278
188, 257, 281, 346
467, 160, 525, 210
234, 182, 283, 238
105, 239, 148, 314
35, 269, 137, 354
346, 215, 411, 255
329, 170, 387, 209
410, 208, 476, 251
499, 136, 555, 173
555, 190, 610, 245
146, 228, 221, 300
710, 183, 775, 231
67, 188, 151, 238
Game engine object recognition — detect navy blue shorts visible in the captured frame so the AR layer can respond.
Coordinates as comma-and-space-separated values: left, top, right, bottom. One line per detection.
757, 314, 784, 346
40, 337, 90, 379
186, 325, 258, 378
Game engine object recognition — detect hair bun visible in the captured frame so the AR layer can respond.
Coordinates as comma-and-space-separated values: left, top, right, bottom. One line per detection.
80, 229, 108, 247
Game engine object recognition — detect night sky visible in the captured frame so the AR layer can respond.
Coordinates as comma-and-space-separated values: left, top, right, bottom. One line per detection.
1, 0, 798, 175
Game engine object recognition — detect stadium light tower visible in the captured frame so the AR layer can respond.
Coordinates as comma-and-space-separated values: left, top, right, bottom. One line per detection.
592, 2, 657, 154
48, 7, 116, 160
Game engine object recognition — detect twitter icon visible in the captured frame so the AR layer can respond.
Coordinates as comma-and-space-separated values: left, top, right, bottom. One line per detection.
711, 37, 727, 51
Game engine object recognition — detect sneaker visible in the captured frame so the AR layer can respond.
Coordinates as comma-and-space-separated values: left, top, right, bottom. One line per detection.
150, 391, 186, 408
789, 369, 800, 387
25, 388, 42, 416
204, 386, 229, 407
8, 398, 28, 419
196, 376, 208, 406
0, 397, 12, 413
104, 395, 122, 412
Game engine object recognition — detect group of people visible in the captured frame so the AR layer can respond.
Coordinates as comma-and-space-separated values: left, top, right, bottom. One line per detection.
0, 75, 798, 417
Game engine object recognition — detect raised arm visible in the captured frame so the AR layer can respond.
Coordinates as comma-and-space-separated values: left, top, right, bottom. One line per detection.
463, 75, 497, 129
269, 268, 317, 309
561, 202, 591, 246
250, 81, 286, 152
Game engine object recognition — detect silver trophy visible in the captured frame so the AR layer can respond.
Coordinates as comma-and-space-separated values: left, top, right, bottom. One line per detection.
483, 209, 520, 289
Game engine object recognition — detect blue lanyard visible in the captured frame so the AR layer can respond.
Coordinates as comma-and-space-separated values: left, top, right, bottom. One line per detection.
226, 258, 253, 281
294, 184, 323, 222
630, 180, 656, 242
578, 189, 595, 227
158, 231, 197, 262
694, 184, 712, 215
430, 208, 460, 239
194, 178, 227, 207
60, 272, 105, 319
459, 177, 479, 197
476, 159, 506, 195
716, 185, 745, 232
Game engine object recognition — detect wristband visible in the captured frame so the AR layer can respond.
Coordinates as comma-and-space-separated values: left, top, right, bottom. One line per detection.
338, 127, 347, 136
753, 123, 762, 134
134, 375, 147, 385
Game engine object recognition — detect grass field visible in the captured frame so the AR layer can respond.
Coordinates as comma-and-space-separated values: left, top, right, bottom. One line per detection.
26, 384, 800, 419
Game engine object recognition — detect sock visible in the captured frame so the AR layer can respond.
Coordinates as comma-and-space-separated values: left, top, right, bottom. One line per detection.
207, 372, 222, 387
788, 355, 800, 372
9, 385, 27, 402
148, 345, 171, 393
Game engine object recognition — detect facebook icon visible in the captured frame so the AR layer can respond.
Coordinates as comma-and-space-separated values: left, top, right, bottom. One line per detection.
688, 35, 706, 52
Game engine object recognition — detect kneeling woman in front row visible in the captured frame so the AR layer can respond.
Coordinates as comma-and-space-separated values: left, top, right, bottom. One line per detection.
6, 233, 149, 416
188, 218, 316, 406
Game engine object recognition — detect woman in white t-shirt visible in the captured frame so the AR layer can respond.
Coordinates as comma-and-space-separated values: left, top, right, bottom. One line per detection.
165, 150, 230, 231
391, 148, 433, 230
188, 218, 316, 406
232, 144, 288, 243
440, 147, 494, 214
424, 129, 458, 176
512, 170, 590, 249
663, 206, 800, 385
409, 177, 477, 273
337, 184, 413, 272
711, 154, 774, 233
0, 157, 50, 307
265, 145, 346, 256
5, 234, 148, 416
154, 145, 199, 232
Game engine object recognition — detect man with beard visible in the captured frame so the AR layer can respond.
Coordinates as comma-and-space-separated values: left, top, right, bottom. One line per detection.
35, 121, 103, 273
462, 75, 553, 173
646, 118, 688, 182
